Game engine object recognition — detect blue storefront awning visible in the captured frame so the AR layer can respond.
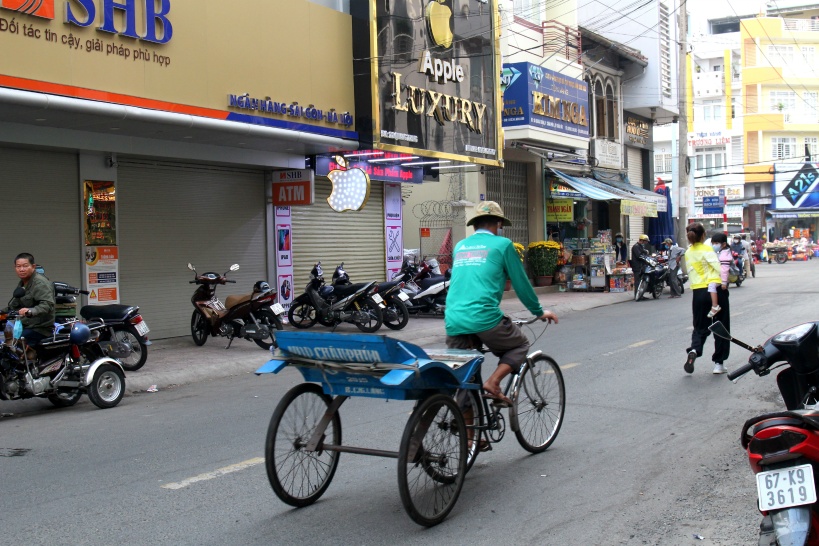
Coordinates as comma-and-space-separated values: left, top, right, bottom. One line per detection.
550, 169, 622, 201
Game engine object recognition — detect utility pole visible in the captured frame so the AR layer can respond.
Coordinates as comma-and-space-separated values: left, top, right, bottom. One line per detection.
676, 0, 689, 241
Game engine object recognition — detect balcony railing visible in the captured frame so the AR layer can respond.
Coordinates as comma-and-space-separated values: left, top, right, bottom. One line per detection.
542, 21, 582, 65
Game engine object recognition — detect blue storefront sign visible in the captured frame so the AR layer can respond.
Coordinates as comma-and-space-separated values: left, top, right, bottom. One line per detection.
501, 62, 589, 138
702, 196, 724, 215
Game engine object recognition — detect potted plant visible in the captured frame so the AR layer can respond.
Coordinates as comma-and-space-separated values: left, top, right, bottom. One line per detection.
527, 240, 561, 286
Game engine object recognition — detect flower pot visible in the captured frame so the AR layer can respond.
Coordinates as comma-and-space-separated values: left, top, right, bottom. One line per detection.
535, 275, 553, 287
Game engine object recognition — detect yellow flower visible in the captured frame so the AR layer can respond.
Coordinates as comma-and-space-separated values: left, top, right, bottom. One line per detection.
513, 242, 525, 262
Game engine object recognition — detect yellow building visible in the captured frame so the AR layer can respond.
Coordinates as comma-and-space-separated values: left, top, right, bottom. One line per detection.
741, 8, 819, 236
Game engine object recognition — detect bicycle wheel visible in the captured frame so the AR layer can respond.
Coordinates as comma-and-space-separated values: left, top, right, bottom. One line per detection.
265, 383, 341, 507
398, 394, 466, 527
511, 353, 565, 453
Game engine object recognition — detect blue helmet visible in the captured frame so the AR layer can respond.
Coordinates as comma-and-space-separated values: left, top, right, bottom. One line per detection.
69, 322, 91, 345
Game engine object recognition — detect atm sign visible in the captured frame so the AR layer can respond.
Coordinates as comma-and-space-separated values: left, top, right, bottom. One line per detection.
272, 169, 314, 206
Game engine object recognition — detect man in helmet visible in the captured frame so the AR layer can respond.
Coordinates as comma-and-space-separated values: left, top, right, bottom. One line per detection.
9, 252, 55, 345
631, 234, 651, 300
445, 201, 558, 407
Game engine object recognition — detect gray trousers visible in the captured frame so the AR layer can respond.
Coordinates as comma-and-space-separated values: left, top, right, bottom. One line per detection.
667, 265, 681, 296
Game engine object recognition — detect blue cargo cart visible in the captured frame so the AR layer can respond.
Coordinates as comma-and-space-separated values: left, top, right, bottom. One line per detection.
256, 328, 565, 527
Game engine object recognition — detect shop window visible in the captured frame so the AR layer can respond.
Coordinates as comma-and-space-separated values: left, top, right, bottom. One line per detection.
605, 83, 617, 140
654, 153, 672, 173
84, 181, 117, 246
771, 137, 797, 160
513, 0, 540, 23
806, 137, 819, 159
594, 80, 605, 138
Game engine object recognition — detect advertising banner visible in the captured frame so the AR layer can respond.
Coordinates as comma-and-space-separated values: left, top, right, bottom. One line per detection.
621, 200, 658, 218
502, 62, 589, 139
774, 162, 819, 210
275, 206, 294, 313
85, 246, 119, 304
384, 183, 403, 280
361, 0, 502, 166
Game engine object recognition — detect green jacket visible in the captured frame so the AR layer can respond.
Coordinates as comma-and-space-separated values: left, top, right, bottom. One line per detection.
10, 272, 55, 336
445, 231, 543, 336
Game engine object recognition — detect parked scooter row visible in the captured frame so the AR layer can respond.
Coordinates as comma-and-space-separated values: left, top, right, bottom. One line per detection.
713, 320, 819, 545
394, 257, 449, 315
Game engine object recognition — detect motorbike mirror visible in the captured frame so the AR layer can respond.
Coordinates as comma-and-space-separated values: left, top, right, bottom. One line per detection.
708, 321, 732, 340
230, 264, 240, 272
13, 287, 25, 299
187, 263, 195, 271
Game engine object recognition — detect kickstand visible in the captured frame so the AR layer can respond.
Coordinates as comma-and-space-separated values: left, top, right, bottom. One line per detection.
225, 336, 234, 349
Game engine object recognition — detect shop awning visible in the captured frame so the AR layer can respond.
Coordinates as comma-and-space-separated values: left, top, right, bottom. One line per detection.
550, 169, 623, 201
601, 175, 667, 212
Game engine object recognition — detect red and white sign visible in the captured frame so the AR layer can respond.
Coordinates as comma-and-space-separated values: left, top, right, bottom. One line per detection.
272, 169, 314, 206
384, 183, 403, 279
274, 206, 294, 313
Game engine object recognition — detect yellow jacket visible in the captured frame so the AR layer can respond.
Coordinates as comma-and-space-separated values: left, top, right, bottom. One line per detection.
684, 242, 721, 289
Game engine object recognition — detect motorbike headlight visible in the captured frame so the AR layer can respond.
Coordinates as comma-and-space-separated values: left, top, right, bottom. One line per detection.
773, 323, 815, 345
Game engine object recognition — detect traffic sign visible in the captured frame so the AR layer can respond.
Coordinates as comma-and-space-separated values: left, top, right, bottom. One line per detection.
703, 195, 724, 215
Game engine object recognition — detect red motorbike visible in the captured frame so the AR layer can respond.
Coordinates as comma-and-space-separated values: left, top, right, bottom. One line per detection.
188, 263, 284, 350
711, 321, 819, 545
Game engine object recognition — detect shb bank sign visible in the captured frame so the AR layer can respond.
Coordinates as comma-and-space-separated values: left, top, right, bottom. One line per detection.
0, 0, 173, 44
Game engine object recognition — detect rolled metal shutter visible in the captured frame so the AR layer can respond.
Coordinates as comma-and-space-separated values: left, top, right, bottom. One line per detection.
291, 179, 385, 289
486, 161, 530, 245
0, 147, 81, 289
627, 147, 644, 248
117, 160, 266, 339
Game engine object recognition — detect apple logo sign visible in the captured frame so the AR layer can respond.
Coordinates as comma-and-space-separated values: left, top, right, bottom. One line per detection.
327, 156, 371, 212
425, 0, 453, 49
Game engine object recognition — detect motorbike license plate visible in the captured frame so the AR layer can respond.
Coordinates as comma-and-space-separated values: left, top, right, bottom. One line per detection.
756, 464, 817, 511
134, 320, 150, 336
270, 303, 285, 316
372, 294, 384, 304
397, 291, 409, 302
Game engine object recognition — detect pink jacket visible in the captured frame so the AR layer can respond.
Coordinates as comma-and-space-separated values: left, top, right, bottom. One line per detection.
717, 248, 732, 283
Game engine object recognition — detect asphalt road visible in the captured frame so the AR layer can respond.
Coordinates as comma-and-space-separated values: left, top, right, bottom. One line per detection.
1, 259, 815, 545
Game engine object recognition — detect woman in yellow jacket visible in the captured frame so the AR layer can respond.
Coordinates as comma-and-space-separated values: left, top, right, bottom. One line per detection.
683, 223, 730, 374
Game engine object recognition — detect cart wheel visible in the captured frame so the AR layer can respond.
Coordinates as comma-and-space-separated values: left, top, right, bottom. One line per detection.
511, 354, 565, 453
456, 388, 485, 475
776, 252, 787, 264
265, 383, 341, 507
398, 394, 466, 527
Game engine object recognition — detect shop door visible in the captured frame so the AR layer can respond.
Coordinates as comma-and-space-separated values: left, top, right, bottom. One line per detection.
0, 147, 82, 290
117, 160, 267, 339
291, 179, 385, 289
486, 161, 529, 245
626, 147, 645, 248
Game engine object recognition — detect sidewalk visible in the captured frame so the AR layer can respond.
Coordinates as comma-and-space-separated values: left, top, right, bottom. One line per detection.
125, 288, 634, 394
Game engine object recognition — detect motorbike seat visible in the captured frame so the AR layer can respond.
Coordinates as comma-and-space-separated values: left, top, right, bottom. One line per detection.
225, 294, 252, 309
377, 280, 402, 291
741, 410, 819, 447
80, 304, 138, 322
417, 276, 447, 290
331, 282, 371, 298
56, 295, 75, 305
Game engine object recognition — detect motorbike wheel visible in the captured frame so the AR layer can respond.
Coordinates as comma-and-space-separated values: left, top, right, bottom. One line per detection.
635, 278, 647, 301
776, 252, 788, 264
87, 364, 125, 409
354, 299, 383, 333
254, 309, 284, 350
383, 296, 410, 331
735, 277, 743, 287
288, 300, 317, 329
48, 390, 82, 408
652, 282, 663, 299
191, 311, 209, 346
113, 326, 148, 371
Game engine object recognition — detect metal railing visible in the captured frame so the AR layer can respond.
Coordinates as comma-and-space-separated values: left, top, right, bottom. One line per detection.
542, 21, 582, 65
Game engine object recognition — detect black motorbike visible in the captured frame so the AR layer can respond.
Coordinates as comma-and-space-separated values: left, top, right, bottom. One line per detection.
53, 282, 151, 371
634, 254, 669, 301
332, 263, 410, 330
287, 262, 384, 332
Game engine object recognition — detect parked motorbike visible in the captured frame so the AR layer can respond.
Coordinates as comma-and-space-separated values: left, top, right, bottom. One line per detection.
0, 304, 125, 409
53, 282, 151, 371
287, 262, 384, 332
711, 320, 819, 546
396, 257, 449, 316
657, 255, 688, 295
332, 263, 410, 330
188, 263, 284, 349
634, 254, 669, 301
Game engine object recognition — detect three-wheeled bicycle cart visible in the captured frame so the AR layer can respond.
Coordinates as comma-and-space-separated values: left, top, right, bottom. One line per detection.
256, 325, 565, 526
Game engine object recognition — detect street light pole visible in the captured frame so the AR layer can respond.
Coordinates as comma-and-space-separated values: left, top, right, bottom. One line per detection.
676, 0, 689, 241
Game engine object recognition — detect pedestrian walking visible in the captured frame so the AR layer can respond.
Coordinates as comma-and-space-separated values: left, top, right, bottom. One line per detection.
683, 224, 731, 375
663, 238, 684, 298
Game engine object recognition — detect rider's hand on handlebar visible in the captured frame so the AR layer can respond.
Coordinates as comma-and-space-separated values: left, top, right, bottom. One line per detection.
538, 311, 558, 324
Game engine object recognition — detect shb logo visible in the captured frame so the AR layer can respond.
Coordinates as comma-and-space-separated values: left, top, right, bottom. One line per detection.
425, 0, 453, 49
0, 0, 55, 19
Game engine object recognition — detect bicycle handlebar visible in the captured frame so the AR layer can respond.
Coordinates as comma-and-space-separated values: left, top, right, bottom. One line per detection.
513, 317, 546, 326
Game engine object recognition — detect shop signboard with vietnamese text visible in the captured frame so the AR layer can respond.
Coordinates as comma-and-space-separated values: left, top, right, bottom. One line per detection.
272, 169, 314, 206
546, 199, 574, 222
502, 62, 589, 139
621, 200, 657, 218
624, 113, 651, 150
355, 0, 502, 167
85, 246, 119, 304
